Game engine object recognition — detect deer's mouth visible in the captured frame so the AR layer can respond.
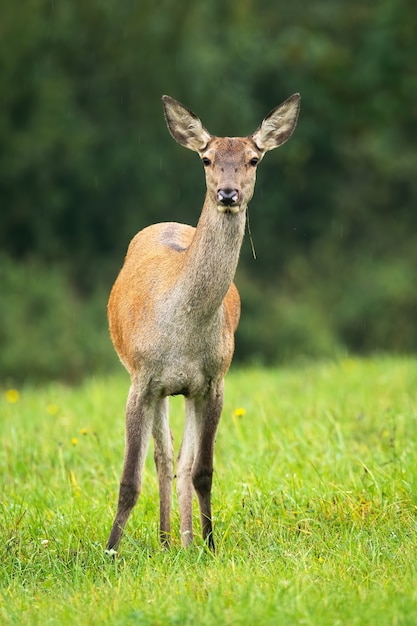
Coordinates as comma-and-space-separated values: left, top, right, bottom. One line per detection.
217, 205, 241, 215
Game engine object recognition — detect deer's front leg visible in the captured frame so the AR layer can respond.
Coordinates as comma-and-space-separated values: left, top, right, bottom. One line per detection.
192, 381, 224, 551
106, 385, 153, 552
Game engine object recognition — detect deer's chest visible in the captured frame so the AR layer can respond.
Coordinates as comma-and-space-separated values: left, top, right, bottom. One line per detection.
139, 319, 232, 397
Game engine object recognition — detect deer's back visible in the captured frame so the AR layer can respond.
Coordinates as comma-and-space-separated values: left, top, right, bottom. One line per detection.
108, 222, 240, 388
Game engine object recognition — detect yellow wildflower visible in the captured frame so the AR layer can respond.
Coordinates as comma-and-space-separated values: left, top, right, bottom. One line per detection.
71, 437, 78, 446
80, 428, 88, 436
6, 389, 19, 403
234, 407, 246, 418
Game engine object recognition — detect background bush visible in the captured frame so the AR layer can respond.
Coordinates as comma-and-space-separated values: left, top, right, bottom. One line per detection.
0, 258, 116, 383
1, 0, 416, 382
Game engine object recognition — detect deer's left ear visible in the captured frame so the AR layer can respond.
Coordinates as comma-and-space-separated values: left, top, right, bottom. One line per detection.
252, 93, 301, 152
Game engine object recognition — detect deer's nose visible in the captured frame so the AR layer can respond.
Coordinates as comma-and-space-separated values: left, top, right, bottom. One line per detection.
217, 188, 239, 206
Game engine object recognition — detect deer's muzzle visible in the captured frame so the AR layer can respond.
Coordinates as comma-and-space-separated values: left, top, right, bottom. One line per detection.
217, 188, 239, 206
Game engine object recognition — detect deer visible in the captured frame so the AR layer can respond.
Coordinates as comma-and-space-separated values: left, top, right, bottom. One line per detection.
106, 93, 300, 554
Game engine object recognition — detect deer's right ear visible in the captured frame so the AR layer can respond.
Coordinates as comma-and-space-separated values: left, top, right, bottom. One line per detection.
162, 96, 212, 152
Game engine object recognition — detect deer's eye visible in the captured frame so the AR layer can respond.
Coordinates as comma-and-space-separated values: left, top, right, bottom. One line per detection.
202, 157, 211, 166
249, 157, 259, 166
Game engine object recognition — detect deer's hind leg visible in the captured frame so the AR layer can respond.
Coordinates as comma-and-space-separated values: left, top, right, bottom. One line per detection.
176, 398, 197, 547
153, 397, 174, 548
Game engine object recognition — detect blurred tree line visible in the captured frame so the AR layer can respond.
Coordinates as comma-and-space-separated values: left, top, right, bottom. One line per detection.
1, 0, 416, 382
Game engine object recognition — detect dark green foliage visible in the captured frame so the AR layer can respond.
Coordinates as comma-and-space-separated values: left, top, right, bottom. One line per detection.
1, 0, 417, 381
0, 257, 116, 382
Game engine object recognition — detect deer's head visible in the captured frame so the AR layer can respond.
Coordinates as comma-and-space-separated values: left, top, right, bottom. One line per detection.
162, 94, 300, 214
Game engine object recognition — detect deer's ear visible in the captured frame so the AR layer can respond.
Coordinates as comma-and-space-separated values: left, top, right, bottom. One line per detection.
162, 95, 212, 152
252, 93, 301, 152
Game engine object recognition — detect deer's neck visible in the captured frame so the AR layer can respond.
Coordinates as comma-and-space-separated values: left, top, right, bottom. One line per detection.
177, 196, 246, 318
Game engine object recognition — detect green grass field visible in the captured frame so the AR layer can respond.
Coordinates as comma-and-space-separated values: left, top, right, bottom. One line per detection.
1, 358, 417, 625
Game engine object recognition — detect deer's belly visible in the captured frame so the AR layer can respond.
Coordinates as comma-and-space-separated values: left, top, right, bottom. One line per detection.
153, 362, 210, 397
138, 344, 231, 398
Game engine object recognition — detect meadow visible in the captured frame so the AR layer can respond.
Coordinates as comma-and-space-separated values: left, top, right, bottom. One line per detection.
1, 357, 417, 625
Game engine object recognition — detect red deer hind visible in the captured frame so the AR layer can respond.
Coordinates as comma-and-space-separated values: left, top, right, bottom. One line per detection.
106, 93, 300, 553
